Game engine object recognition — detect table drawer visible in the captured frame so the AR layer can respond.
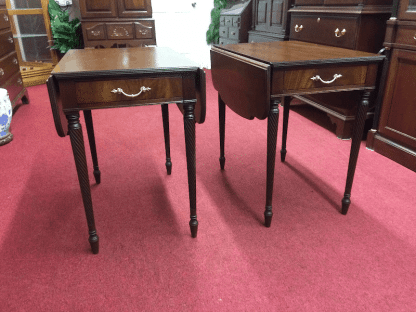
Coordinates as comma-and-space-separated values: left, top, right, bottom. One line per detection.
0, 30, 15, 57
395, 25, 416, 48
290, 15, 358, 50
0, 9, 9, 31
0, 51, 19, 85
75, 77, 183, 106
84, 23, 106, 41
273, 64, 368, 94
134, 20, 155, 39
106, 23, 134, 40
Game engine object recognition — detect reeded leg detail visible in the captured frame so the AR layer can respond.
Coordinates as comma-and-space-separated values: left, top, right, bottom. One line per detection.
219, 94, 226, 170
161, 104, 172, 175
67, 112, 99, 254
84, 110, 101, 184
264, 100, 280, 227
342, 91, 371, 215
281, 97, 291, 162
183, 103, 198, 237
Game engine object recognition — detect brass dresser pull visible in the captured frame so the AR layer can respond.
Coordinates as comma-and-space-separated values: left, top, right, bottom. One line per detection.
111, 86, 151, 98
311, 74, 342, 84
335, 28, 347, 37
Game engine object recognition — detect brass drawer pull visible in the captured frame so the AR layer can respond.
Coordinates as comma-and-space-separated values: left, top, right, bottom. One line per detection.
0, 68, 4, 76
13, 58, 18, 65
414, 35, 416, 40
111, 86, 151, 98
8, 36, 13, 43
335, 28, 346, 38
17, 78, 22, 85
295, 24, 303, 32
3, 14, 8, 21
231, 31, 236, 36
311, 74, 342, 84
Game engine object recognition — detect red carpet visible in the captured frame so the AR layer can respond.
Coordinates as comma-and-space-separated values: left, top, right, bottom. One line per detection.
0, 70, 415, 311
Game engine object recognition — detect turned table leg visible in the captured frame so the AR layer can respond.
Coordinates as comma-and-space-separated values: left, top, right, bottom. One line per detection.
183, 103, 198, 237
83, 110, 101, 184
341, 91, 371, 215
280, 96, 291, 162
67, 112, 99, 254
264, 100, 280, 227
219, 94, 226, 170
161, 104, 172, 175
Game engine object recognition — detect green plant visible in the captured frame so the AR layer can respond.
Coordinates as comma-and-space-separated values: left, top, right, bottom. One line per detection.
206, 0, 229, 44
48, 0, 81, 53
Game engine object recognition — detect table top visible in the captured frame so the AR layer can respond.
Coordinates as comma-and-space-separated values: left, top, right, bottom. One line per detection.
52, 47, 200, 79
214, 41, 384, 67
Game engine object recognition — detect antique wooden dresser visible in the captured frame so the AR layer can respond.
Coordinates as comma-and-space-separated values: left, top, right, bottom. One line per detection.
366, 0, 416, 172
288, 0, 393, 139
248, 0, 294, 42
79, 0, 156, 48
219, 0, 252, 45
0, 0, 28, 108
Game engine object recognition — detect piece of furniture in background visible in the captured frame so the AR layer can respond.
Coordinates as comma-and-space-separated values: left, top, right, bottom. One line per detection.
219, 0, 252, 45
47, 47, 206, 253
79, 0, 156, 48
6, 0, 58, 87
366, 0, 416, 172
211, 41, 384, 225
287, 0, 393, 139
248, 0, 293, 42
0, 0, 28, 107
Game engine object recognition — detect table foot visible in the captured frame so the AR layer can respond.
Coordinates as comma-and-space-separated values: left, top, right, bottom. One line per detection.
280, 149, 287, 162
93, 169, 101, 184
219, 157, 225, 170
341, 195, 351, 215
165, 158, 172, 175
88, 230, 99, 254
190, 218, 198, 238
264, 206, 273, 227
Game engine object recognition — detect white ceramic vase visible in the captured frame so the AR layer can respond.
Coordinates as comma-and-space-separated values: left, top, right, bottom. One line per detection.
0, 88, 13, 146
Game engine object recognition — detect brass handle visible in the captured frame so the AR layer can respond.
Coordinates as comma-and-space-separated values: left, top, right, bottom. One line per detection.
311, 74, 342, 84
0, 68, 4, 76
111, 86, 151, 98
414, 35, 416, 40
231, 31, 236, 36
8, 36, 13, 43
17, 78, 23, 85
3, 14, 8, 21
295, 24, 303, 32
13, 58, 18, 65
335, 28, 346, 37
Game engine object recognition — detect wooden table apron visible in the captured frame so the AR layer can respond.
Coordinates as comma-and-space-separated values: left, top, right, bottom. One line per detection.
47, 60, 205, 254
210, 41, 384, 226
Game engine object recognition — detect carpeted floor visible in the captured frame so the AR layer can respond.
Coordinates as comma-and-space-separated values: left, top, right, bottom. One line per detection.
0, 71, 415, 311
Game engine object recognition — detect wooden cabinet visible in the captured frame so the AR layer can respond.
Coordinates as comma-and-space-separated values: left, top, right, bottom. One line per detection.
248, 0, 293, 42
366, 0, 416, 171
79, 0, 156, 48
0, 0, 28, 108
288, 0, 393, 139
219, 0, 252, 45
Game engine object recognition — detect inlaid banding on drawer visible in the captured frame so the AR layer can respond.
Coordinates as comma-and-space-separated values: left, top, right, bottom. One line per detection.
75, 77, 183, 105
272, 65, 368, 94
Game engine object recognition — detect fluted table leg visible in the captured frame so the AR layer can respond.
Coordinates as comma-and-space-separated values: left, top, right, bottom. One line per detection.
183, 103, 198, 237
67, 112, 99, 254
342, 91, 371, 215
264, 100, 280, 227
161, 104, 172, 175
84, 110, 101, 184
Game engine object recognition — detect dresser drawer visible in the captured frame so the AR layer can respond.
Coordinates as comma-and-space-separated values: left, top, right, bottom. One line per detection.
224, 16, 233, 27
232, 16, 241, 27
74, 77, 183, 107
228, 27, 240, 40
290, 15, 358, 50
0, 51, 19, 85
84, 23, 106, 41
220, 16, 225, 26
3, 71, 24, 105
273, 64, 368, 94
0, 9, 9, 31
0, 29, 15, 57
395, 25, 416, 48
219, 26, 229, 38
219, 38, 238, 45
106, 23, 134, 40
134, 20, 155, 39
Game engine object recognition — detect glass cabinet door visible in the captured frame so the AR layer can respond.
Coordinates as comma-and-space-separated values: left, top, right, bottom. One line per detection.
398, 0, 416, 20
